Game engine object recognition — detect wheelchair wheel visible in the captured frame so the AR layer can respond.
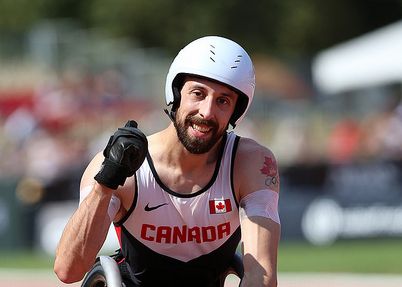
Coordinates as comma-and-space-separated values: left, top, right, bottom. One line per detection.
82, 251, 242, 287
219, 253, 243, 287
81, 256, 123, 287
81, 261, 107, 287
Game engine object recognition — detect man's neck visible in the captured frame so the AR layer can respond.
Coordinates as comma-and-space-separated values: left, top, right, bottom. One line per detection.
147, 124, 225, 194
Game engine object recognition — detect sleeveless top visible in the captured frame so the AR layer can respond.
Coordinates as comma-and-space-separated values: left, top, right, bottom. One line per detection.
114, 132, 241, 287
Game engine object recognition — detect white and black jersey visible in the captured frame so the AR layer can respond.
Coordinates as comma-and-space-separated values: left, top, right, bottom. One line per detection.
114, 132, 241, 287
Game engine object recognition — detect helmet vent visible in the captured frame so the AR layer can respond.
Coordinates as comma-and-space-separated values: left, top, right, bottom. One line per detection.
209, 45, 216, 62
231, 55, 243, 69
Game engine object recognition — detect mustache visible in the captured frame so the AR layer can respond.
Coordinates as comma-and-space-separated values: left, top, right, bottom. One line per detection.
185, 115, 218, 129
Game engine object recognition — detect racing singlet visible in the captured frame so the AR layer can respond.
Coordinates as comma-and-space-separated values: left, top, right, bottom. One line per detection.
114, 132, 241, 287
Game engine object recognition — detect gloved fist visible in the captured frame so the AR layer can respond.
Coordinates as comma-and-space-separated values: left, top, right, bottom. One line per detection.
95, 120, 148, 189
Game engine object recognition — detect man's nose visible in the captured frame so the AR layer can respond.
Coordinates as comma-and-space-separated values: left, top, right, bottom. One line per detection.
198, 96, 215, 120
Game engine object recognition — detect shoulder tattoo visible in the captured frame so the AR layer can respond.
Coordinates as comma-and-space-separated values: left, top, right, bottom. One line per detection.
260, 156, 278, 187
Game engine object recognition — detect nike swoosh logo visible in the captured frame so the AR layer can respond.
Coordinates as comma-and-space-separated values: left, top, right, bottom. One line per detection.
144, 203, 168, 212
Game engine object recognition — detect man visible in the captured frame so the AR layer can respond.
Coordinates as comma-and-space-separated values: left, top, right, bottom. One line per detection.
54, 36, 280, 287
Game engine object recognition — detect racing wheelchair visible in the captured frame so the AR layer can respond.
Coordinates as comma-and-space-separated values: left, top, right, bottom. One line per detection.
81, 249, 244, 287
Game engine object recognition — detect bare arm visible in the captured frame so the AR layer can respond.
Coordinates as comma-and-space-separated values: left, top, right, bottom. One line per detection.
54, 153, 114, 283
240, 215, 280, 286
54, 121, 147, 283
235, 138, 281, 287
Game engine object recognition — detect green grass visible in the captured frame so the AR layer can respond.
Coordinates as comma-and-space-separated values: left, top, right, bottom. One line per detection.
279, 239, 402, 274
1, 239, 402, 274
0, 250, 54, 269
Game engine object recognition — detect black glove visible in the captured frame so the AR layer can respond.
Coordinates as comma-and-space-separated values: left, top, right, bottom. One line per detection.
94, 120, 148, 189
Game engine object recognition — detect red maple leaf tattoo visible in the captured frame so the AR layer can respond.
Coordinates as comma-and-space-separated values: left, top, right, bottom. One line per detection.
260, 156, 277, 177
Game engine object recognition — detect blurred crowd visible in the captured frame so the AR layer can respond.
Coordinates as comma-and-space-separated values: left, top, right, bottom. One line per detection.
327, 97, 402, 163
266, 89, 402, 167
0, 67, 161, 204
0, 64, 402, 205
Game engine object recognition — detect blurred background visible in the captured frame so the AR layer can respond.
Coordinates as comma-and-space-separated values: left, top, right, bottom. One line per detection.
0, 0, 402, 284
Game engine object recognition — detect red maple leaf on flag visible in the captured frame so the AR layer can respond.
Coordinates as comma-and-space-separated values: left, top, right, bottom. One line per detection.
260, 156, 277, 177
209, 199, 232, 214
216, 202, 225, 210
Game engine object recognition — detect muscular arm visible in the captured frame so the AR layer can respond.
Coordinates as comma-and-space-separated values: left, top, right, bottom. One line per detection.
54, 154, 129, 283
240, 214, 280, 286
54, 153, 114, 283
54, 120, 146, 283
235, 138, 281, 287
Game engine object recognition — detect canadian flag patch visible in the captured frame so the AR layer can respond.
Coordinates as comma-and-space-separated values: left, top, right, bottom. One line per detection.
209, 199, 232, 214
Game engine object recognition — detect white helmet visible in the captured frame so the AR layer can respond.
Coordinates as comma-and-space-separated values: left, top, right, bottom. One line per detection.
165, 36, 255, 127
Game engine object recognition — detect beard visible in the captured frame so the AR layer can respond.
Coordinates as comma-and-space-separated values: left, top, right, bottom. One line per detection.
173, 114, 224, 154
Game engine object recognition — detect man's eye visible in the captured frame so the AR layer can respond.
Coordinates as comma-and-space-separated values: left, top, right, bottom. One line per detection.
192, 90, 203, 97
218, 98, 230, 105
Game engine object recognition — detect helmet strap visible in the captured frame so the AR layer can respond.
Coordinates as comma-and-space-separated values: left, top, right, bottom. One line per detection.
229, 93, 248, 128
164, 108, 176, 122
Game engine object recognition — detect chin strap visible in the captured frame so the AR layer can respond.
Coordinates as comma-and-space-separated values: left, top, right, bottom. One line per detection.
164, 109, 175, 122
